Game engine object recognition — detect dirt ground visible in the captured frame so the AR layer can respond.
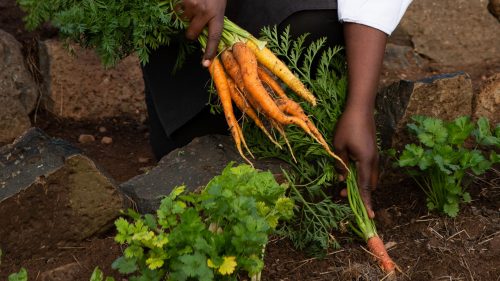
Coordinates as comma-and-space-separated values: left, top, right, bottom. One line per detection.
1, 1, 499, 280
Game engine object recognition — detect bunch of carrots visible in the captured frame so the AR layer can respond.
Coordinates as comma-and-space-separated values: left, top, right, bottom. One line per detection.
202, 19, 398, 277
200, 19, 344, 167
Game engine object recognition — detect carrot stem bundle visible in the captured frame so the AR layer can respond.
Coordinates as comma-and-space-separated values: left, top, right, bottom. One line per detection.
346, 166, 397, 275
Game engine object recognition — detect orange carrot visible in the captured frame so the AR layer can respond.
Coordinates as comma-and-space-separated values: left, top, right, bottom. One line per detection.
232, 43, 312, 133
233, 42, 346, 167
245, 40, 317, 106
257, 67, 287, 100
227, 77, 281, 148
209, 57, 252, 165
367, 236, 396, 274
221, 49, 245, 90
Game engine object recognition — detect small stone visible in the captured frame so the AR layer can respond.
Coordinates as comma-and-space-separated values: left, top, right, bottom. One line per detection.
101, 136, 113, 145
40, 262, 81, 281
98, 126, 107, 133
78, 134, 95, 144
138, 157, 150, 164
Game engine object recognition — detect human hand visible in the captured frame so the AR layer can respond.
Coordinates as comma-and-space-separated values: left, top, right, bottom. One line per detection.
181, 0, 227, 67
333, 107, 379, 219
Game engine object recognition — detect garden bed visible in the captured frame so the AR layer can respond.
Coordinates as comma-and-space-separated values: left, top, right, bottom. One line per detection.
1, 0, 499, 280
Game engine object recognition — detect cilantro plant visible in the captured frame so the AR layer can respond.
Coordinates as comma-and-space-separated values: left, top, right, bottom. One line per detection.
243, 26, 351, 256
395, 116, 500, 217
112, 163, 293, 281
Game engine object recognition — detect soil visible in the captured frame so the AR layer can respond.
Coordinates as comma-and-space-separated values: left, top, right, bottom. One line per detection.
1, 1, 499, 280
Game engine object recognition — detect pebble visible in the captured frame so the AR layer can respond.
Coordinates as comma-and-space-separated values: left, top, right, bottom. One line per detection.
101, 136, 113, 145
78, 134, 95, 144
138, 157, 150, 164
98, 126, 107, 133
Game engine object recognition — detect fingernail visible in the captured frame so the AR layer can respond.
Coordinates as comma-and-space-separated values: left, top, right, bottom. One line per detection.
202, 59, 211, 67
369, 210, 375, 219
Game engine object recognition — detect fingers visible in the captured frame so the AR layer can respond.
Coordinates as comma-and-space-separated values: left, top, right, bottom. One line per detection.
202, 15, 224, 66
356, 156, 378, 219
185, 15, 207, 41
333, 142, 349, 182
182, 0, 226, 67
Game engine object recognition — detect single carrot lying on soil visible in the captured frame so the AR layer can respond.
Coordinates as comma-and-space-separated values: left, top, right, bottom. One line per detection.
346, 166, 397, 275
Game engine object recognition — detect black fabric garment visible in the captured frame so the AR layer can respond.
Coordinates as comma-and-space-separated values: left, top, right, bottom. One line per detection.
143, 7, 343, 160
226, 0, 337, 35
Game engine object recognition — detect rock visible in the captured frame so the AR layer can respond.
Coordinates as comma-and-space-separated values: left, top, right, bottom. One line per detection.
0, 128, 126, 259
38, 39, 146, 122
40, 263, 81, 281
101, 136, 113, 145
397, 0, 500, 65
0, 29, 38, 144
78, 134, 95, 144
120, 134, 288, 214
98, 126, 107, 133
383, 43, 424, 71
489, 0, 500, 20
473, 73, 500, 124
375, 72, 474, 151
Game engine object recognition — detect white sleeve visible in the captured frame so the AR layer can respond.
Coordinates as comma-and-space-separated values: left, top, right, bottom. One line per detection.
337, 0, 413, 35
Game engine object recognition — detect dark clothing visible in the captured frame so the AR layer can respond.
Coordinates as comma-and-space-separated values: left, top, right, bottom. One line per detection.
143, 5, 343, 160
226, 0, 337, 35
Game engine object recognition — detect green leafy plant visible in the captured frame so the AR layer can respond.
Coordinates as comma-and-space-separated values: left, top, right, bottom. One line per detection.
112, 163, 293, 281
243, 26, 351, 255
8, 268, 28, 281
395, 116, 499, 217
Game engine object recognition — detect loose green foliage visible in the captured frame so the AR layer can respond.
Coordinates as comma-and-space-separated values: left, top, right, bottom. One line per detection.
395, 116, 499, 217
8, 268, 28, 281
243, 26, 350, 256
278, 179, 351, 256
17, 0, 190, 67
112, 163, 293, 280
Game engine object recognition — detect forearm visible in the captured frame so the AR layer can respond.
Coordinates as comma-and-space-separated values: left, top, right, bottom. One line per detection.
343, 23, 387, 115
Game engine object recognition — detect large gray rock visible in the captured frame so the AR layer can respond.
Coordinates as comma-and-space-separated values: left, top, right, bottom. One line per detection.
120, 134, 288, 214
0, 128, 126, 258
0, 29, 38, 144
38, 39, 146, 122
473, 73, 500, 125
375, 72, 474, 151
397, 0, 500, 65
